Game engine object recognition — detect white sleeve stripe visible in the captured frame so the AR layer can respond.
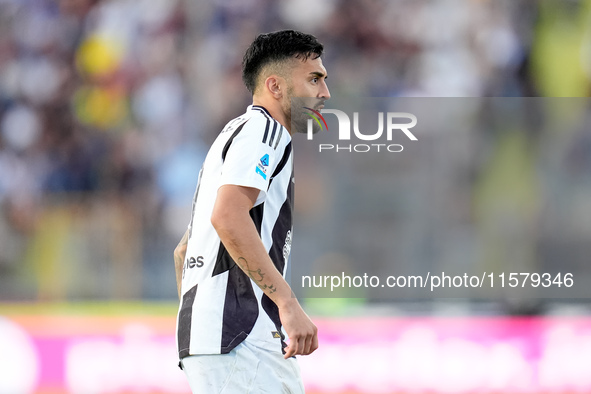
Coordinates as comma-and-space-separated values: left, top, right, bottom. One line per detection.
274, 126, 284, 149
266, 121, 278, 146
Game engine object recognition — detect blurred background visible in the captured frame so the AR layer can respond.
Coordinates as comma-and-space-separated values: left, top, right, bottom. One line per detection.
1, 0, 591, 393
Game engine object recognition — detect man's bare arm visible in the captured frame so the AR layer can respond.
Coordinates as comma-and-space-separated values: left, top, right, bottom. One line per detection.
211, 185, 318, 359
174, 229, 189, 300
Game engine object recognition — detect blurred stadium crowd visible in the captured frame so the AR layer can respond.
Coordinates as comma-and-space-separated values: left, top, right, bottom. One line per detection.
0, 0, 590, 301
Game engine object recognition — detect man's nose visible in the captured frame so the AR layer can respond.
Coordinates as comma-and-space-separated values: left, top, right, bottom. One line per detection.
320, 81, 330, 100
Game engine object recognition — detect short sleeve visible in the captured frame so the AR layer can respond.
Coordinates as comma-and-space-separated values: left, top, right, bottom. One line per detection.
219, 118, 281, 205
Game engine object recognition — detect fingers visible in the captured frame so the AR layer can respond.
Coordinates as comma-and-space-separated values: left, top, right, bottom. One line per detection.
310, 330, 319, 353
302, 325, 317, 354
283, 327, 318, 359
283, 339, 299, 359
303, 334, 313, 355
283, 347, 293, 359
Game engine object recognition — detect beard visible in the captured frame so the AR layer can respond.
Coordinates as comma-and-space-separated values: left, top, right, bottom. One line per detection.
285, 93, 325, 135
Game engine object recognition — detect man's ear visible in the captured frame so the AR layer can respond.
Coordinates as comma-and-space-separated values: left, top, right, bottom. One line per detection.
264, 76, 284, 99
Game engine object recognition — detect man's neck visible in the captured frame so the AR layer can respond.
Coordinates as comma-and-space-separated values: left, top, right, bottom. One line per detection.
252, 97, 291, 134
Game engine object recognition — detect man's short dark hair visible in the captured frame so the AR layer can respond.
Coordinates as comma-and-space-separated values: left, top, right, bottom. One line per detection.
242, 30, 324, 94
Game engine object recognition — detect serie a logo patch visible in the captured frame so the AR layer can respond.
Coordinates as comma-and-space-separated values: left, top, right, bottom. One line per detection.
256, 153, 270, 179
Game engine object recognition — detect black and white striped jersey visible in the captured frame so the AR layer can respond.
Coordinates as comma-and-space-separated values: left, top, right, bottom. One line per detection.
176, 105, 294, 358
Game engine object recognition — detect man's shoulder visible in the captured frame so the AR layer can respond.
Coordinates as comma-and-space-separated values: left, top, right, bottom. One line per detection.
221, 106, 287, 149
218, 107, 262, 135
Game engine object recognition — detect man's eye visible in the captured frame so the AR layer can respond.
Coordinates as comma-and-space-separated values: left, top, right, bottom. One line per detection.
312, 78, 318, 83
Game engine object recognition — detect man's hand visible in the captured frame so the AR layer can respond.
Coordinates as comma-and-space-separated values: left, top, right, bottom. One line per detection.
278, 298, 318, 359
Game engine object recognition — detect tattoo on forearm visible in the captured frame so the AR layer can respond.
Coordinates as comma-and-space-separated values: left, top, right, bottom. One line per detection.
237, 257, 277, 294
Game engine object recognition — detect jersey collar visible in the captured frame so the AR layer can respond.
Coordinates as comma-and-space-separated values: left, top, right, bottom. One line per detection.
250, 105, 273, 118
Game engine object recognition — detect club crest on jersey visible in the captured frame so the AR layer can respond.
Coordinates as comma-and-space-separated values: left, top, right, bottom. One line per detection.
256, 153, 269, 180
